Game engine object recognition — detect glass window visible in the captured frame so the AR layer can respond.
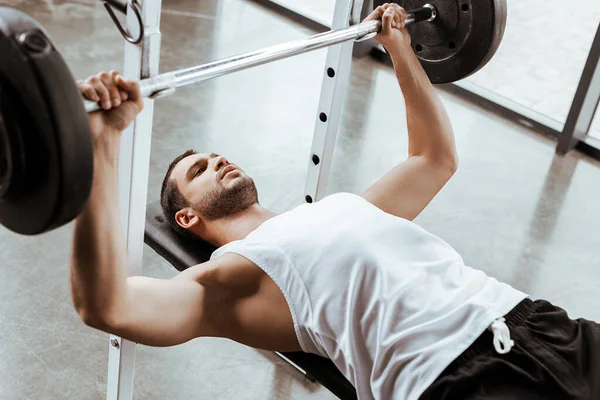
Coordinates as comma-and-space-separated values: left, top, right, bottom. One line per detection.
267, 0, 600, 139
462, 2, 600, 127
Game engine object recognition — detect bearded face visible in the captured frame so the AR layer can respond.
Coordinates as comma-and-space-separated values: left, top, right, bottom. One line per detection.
190, 172, 259, 220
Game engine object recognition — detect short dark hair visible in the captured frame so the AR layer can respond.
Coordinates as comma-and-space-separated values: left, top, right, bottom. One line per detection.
160, 149, 197, 238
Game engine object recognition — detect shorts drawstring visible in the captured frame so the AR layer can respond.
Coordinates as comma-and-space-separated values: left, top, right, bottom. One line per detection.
489, 317, 514, 354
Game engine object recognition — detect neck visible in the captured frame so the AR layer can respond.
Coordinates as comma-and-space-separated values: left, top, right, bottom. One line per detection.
195, 204, 277, 247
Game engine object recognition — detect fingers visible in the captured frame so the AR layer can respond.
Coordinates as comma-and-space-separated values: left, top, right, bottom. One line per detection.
364, 2, 407, 24
77, 81, 99, 102
391, 5, 401, 29
82, 71, 136, 111
381, 6, 395, 35
115, 75, 143, 108
380, 3, 408, 35
87, 75, 111, 110
98, 71, 121, 108
108, 71, 129, 103
364, 3, 390, 22
390, 3, 408, 29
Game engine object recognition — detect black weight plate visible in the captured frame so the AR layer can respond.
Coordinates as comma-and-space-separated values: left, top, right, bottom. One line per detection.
474, 0, 506, 78
0, 101, 10, 197
0, 82, 26, 199
373, 0, 507, 84
0, 7, 93, 235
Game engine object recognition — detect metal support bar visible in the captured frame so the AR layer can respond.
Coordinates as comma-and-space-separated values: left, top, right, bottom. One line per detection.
303, 0, 355, 202
350, 0, 365, 25
557, 23, 600, 155
353, 0, 377, 58
106, 0, 162, 399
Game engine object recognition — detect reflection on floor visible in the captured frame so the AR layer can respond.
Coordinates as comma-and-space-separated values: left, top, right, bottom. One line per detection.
0, 0, 599, 399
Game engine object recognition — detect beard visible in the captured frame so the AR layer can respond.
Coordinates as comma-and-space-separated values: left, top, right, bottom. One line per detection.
191, 174, 259, 220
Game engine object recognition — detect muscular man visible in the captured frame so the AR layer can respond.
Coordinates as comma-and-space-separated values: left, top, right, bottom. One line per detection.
70, 4, 600, 400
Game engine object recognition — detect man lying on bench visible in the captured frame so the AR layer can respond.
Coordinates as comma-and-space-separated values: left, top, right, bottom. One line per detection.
70, 5, 600, 400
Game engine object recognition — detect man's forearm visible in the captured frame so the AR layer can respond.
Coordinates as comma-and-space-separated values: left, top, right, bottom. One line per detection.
390, 49, 457, 163
70, 146, 127, 323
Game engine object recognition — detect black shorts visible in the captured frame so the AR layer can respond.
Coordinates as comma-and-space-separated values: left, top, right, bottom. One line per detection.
420, 298, 600, 400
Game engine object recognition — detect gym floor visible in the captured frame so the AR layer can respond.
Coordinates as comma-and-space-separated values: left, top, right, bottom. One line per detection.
1, 0, 599, 399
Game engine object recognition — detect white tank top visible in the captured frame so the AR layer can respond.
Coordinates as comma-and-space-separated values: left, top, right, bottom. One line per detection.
211, 193, 527, 400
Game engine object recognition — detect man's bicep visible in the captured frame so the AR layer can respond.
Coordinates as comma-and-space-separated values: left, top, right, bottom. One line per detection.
361, 156, 454, 221
111, 275, 217, 347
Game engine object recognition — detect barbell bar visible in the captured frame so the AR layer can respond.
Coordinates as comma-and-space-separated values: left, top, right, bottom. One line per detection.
83, 5, 437, 113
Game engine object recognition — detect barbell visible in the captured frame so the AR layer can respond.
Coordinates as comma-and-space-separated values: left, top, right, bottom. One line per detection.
0, 0, 507, 235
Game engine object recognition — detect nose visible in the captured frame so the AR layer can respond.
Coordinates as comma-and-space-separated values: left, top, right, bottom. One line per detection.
212, 155, 229, 171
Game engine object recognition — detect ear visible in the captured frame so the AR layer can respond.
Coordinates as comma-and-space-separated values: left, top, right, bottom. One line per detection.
175, 208, 201, 230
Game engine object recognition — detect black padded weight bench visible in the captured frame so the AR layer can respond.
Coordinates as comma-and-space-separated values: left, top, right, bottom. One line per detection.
144, 200, 357, 400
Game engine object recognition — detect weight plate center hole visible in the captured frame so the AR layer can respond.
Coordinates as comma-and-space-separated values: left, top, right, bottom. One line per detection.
415, 43, 423, 53
461, 3, 469, 12
449, 41, 456, 49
